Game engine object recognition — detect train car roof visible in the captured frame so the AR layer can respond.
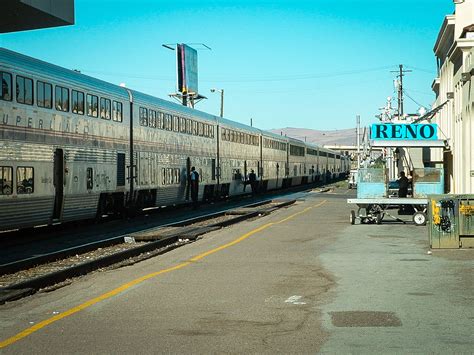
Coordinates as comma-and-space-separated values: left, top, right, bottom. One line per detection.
260, 130, 290, 141
217, 117, 261, 134
305, 142, 322, 150
0, 47, 129, 100
1, 48, 343, 146
130, 90, 218, 123
287, 136, 306, 145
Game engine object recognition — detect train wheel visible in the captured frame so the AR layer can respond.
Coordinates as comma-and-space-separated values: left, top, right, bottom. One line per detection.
376, 213, 383, 224
350, 210, 356, 225
413, 212, 427, 226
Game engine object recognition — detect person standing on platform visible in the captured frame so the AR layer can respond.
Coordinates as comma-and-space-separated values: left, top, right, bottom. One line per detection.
248, 169, 257, 196
398, 171, 409, 198
190, 166, 200, 209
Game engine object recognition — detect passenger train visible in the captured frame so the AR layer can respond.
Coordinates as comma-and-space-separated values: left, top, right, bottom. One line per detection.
0, 48, 349, 232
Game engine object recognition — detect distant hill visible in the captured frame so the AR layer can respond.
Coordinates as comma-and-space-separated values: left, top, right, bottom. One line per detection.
269, 127, 357, 146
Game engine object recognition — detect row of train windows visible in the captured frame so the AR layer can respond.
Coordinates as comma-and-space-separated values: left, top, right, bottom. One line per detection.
139, 107, 214, 138
290, 145, 305, 157
0, 166, 34, 195
263, 138, 287, 151
221, 128, 259, 146
0, 71, 123, 122
162, 168, 181, 185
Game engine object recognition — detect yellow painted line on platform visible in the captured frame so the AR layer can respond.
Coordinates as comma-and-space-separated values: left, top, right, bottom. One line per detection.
0, 199, 327, 349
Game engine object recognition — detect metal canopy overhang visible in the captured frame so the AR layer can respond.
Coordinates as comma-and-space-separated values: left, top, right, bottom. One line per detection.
371, 140, 447, 148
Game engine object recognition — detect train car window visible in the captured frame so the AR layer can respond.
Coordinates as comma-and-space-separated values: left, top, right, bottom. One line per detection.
173, 116, 179, 132
86, 94, 98, 117
185, 118, 192, 134
16, 167, 34, 194
0, 72, 12, 101
86, 168, 93, 190
72, 90, 85, 115
198, 122, 204, 136
163, 114, 171, 131
55, 86, 69, 112
16, 76, 34, 105
37, 81, 52, 109
100, 98, 111, 120
149, 109, 157, 128
139, 107, 148, 126
113, 101, 123, 122
174, 168, 181, 184
221, 128, 226, 141
156, 112, 163, 129
0, 166, 13, 195
230, 130, 235, 142
179, 117, 186, 133
192, 120, 198, 135
209, 126, 214, 138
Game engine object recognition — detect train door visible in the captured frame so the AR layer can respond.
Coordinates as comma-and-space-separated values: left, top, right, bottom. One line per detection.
52, 148, 64, 220
186, 157, 191, 200
244, 161, 247, 181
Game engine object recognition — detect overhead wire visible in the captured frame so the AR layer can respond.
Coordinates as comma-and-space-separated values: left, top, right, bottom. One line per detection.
403, 89, 429, 109
80, 65, 397, 84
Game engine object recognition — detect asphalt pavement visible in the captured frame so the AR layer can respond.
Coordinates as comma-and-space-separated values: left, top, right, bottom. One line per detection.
0, 187, 472, 353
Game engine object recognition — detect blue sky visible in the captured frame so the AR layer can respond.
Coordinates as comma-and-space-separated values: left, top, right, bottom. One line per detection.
0, 0, 453, 130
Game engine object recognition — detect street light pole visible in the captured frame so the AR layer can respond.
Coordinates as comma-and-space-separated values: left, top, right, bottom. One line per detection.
211, 88, 224, 117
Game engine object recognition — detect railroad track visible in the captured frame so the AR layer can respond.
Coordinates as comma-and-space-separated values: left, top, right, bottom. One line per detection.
0, 199, 296, 304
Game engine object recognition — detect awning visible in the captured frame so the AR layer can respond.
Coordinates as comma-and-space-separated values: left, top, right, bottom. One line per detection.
371, 140, 447, 148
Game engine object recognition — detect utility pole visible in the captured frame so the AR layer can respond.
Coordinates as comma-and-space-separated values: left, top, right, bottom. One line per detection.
356, 115, 361, 170
391, 65, 412, 119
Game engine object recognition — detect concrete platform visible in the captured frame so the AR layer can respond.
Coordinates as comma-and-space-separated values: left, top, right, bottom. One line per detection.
0, 188, 472, 353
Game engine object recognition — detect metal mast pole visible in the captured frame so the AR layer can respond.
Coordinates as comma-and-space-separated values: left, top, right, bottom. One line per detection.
356, 115, 360, 170
219, 89, 224, 117
391, 64, 411, 119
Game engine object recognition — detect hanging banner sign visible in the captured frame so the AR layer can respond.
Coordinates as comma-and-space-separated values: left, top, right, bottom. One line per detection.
371, 123, 438, 141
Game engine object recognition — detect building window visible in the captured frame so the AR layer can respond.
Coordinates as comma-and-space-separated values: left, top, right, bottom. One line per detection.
55, 85, 69, 112
72, 90, 85, 115
37, 81, 52, 109
0, 166, 13, 195
16, 167, 34, 194
86, 94, 98, 117
0, 72, 12, 101
16, 76, 34, 105
100, 98, 111, 120
113, 101, 123, 122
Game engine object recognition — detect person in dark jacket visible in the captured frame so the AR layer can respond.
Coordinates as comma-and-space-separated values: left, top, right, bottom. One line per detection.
248, 169, 257, 195
398, 171, 409, 198
190, 167, 199, 209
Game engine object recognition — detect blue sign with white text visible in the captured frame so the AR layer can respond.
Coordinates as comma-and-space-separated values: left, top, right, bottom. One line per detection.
371, 124, 438, 140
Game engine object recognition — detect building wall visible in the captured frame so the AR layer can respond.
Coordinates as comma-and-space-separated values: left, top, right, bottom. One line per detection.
432, 0, 474, 194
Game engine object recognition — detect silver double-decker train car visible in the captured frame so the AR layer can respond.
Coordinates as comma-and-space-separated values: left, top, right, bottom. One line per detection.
0, 48, 349, 232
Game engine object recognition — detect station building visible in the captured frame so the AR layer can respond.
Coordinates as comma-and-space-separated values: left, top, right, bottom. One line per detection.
432, 0, 474, 194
